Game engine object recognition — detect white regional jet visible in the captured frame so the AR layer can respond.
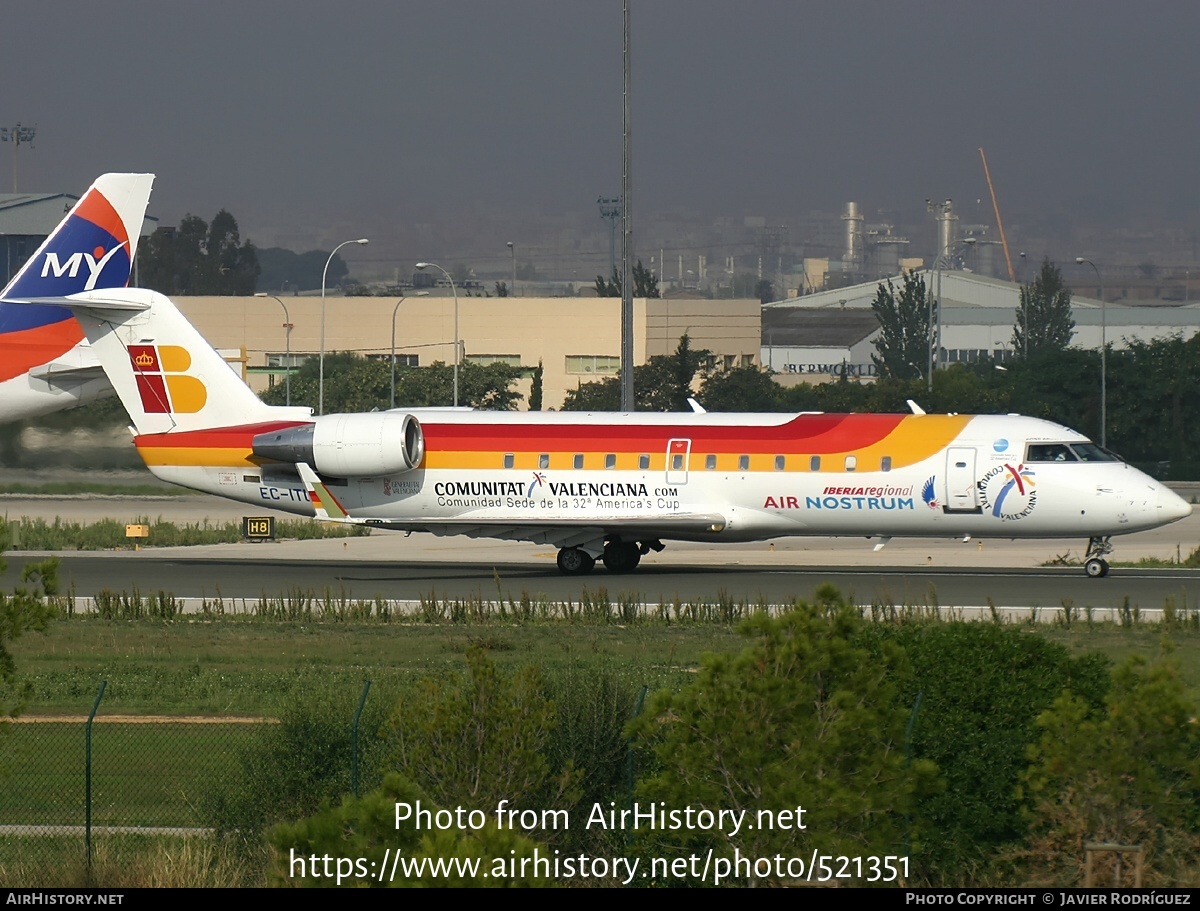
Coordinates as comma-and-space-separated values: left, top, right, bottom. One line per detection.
21, 284, 1193, 577
0, 173, 154, 422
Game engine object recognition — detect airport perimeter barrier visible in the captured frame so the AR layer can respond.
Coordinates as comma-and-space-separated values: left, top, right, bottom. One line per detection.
0, 680, 376, 881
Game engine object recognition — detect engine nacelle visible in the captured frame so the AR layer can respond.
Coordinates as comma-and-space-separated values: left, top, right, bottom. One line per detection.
252, 412, 425, 477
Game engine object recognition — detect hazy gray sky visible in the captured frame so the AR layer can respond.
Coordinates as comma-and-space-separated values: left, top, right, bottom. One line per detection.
6, 1, 1198, 254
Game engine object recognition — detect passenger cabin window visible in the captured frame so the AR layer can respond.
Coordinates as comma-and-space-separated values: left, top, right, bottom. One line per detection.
1027, 443, 1079, 462
881, 456, 892, 472
639, 454, 650, 470
844, 455, 857, 472
671, 453, 685, 471
605, 453, 616, 470
503, 453, 514, 469
774, 455, 786, 471
573, 454, 584, 470
539, 453, 550, 469
705, 454, 717, 470
738, 455, 750, 471
810, 456, 821, 471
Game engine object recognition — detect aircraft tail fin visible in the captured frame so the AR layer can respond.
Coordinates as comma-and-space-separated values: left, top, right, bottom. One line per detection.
1, 173, 154, 301
46, 287, 311, 435
0, 173, 154, 388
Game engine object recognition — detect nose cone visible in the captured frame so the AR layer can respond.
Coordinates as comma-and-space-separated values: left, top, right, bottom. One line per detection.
1157, 486, 1193, 524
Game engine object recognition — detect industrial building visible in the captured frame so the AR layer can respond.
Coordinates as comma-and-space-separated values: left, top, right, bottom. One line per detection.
764, 270, 1200, 382
175, 294, 762, 410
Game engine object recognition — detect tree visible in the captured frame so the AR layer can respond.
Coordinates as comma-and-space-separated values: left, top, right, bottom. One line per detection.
871, 270, 933, 380
593, 259, 659, 298
269, 773, 550, 887
637, 333, 709, 411
630, 588, 936, 883
560, 375, 621, 411
594, 271, 619, 297
139, 210, 260, 295
1014, 258, 1075, 357
1018, 650, 1200, 885
857, 621, 1109, 879
387, 647, 579, 825
1, 531, 56, 725
256, 248, 348, 293
560, 335, 708, 412
753, 278, 775, 304
259, 354, 522, 411
528, 360, 544, 412
698, 364, 783, 411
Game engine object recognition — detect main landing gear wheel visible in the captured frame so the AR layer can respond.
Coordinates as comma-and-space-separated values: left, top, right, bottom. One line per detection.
602, 540, 641, 573
1083, 535, 1113, 578
557, 547, 596, 576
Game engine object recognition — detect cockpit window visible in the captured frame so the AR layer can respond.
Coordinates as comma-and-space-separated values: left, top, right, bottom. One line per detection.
1070, 442, 1120, 462
1026, 443, 1079, 462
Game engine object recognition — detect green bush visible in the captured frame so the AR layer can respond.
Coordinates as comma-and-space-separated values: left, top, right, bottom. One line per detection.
203, 688, 388, 851
858, 622, 1110, 881
386, 647, 579, 846
269, 773, 549, 887
630, 589, 937, 884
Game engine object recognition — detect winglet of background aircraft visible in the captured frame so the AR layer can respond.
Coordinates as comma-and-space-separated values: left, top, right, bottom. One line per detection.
0, 173, 155, 422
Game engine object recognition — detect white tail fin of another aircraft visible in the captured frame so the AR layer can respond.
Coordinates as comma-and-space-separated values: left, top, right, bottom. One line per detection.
0, 173, 155, 422
46, 287, 311, 434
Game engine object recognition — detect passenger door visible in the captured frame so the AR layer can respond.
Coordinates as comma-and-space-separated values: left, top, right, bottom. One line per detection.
944, 447, 980, 512
665, 438, 691, 485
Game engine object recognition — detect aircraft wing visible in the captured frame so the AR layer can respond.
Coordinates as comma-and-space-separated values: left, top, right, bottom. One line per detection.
366, 513, 727, 544
363, 514, 728, 554
293, 463, 725, 550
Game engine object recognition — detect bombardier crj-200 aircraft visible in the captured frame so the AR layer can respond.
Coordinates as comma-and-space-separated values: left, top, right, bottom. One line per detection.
0, 173, 154, 422
21, 281, 1192, 578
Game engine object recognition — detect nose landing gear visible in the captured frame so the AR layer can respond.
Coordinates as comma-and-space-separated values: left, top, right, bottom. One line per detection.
1083, 536, 1112, 578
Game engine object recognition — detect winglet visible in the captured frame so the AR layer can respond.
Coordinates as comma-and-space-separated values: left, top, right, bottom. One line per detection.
297, 462, 352, 521
906, 399, 926, 415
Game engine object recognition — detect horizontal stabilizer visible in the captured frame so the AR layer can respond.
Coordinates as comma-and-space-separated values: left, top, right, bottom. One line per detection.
28, 362, 106, 383
22, 291, 152, 313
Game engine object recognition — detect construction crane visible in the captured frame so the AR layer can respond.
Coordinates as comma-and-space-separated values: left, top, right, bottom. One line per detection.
979, 147, 1016, 283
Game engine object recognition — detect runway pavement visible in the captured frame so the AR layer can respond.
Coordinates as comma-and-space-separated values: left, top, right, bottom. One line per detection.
2, 493, 1198, 610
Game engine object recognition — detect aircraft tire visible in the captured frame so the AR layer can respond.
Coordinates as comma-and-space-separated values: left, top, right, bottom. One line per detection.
1084, 557, 1109, 578
602, 541, 641, 573
557, 547, 596, 575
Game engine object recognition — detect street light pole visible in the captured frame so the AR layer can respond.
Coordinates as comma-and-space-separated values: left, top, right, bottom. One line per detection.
930, 237, 977, 391
320, 237, 369, 415
389, 291, 429, 409
415, 262, 460, 406
507, 241, 516, 297
254, 293, 292, 406
1076, 257, 1106, 448
390, 296, 407, 411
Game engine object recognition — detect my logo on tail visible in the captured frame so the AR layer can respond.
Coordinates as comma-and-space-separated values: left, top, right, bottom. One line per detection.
41, 243, 130, 291
127, 344, 207, 414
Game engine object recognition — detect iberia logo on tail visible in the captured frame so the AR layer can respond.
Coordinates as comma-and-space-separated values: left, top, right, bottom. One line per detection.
128, 344, 207, 414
